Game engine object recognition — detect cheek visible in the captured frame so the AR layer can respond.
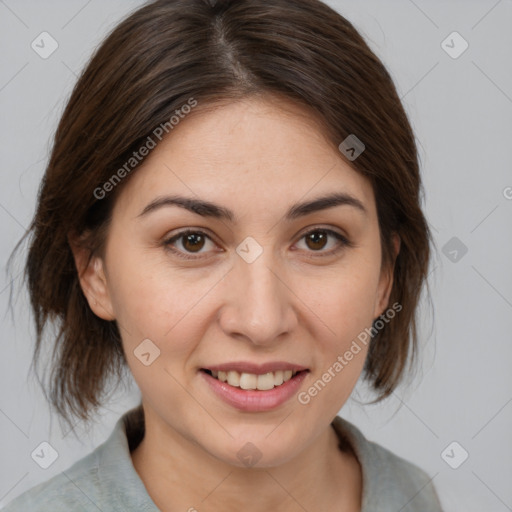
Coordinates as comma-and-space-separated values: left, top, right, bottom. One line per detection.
107, 264, 210, 404
104, 242, 208, 354
301, 258, 381, 345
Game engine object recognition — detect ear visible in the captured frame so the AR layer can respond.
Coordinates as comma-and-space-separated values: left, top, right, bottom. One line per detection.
68, 235, 115, 321
373, 233, 401, 319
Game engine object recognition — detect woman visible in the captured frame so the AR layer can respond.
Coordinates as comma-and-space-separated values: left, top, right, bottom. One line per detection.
4, 0, 443, 510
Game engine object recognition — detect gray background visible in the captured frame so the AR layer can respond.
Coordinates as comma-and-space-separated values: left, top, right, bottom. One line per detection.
1, 0, 511, 510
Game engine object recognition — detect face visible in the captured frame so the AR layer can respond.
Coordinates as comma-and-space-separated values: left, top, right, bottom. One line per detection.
76, 95, 398, 468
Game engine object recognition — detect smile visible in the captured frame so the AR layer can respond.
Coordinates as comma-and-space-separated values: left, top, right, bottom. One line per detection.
200, 367, 309, 412
202, 369, 300, 391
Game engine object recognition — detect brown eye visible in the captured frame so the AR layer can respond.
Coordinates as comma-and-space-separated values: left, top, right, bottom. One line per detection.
181, 232, 206, 252
305, 231, 329, 251
163, 229, 217, 260
295, 228, 352, 257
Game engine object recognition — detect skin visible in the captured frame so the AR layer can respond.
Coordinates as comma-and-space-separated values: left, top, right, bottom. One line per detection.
72, 94, 400, 512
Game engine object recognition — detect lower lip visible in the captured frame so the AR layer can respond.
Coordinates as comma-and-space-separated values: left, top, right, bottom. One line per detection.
200, 370, 309, 412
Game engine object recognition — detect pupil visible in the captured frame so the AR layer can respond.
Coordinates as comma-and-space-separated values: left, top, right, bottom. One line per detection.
184, 233, 204, 252
307, 231, 327, 250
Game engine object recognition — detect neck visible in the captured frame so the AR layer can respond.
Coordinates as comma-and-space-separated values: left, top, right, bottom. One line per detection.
130, 408, 361, 512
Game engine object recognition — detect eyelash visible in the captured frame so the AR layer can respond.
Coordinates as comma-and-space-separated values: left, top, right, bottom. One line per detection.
163, 227, 353, 261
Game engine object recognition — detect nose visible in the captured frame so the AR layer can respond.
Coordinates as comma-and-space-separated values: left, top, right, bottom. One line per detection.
217, 246, 298, 346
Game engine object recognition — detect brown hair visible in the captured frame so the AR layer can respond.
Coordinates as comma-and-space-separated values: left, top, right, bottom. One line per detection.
11, 0, 434, 429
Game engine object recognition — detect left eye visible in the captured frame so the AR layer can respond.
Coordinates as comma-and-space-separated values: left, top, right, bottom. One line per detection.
295, 228, 350, 254
163, 228, 350, 260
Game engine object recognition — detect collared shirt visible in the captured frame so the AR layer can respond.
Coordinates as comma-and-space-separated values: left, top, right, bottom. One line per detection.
1, 405, 443, 511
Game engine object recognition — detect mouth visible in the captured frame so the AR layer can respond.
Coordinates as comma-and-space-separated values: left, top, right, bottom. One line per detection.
200, 368, 308, 391
199, 362, 310, 411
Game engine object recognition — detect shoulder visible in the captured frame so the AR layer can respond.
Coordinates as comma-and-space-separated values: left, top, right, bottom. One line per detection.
1, 405, 149, 512
332, 416, 444, 512
0, 452, 101, 511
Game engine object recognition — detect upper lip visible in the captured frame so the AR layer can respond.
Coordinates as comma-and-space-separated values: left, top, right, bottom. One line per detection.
202, 361, 309, 375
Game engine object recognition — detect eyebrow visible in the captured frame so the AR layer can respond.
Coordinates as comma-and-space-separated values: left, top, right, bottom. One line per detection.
137, 192, 367, 222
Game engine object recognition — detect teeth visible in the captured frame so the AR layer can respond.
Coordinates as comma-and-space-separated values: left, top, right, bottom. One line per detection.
240, 373, 258, 390
227, 370, 240, 387
210, 369, 299, 390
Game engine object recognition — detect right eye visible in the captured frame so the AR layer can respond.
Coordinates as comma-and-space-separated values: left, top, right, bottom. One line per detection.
163, 229, 219, 260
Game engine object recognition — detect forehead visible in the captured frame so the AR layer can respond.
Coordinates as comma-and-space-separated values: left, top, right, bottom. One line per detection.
113, 95, 376, 221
